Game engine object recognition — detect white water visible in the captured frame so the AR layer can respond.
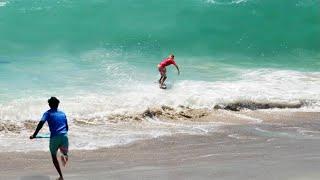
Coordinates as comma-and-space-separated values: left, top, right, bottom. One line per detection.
1, 68, 320, 152
0, 1, 7, 7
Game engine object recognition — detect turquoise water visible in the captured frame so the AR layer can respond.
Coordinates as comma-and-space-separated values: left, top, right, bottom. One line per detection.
0, 0, 319, 107
0, 0, 319, 55
0, 0, 319, 93
0, 0, 320, 151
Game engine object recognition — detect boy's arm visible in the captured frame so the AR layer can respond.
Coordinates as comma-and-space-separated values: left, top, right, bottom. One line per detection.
66, 122, 69, 131
66, 115, 69, 131
30, 121, 45, 139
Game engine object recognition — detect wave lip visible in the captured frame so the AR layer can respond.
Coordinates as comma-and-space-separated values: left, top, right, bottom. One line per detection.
214, 100, 304, 111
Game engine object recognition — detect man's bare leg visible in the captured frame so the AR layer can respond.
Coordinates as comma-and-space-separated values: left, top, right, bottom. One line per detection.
160, 76, 167, 87
159, 76, 163, 84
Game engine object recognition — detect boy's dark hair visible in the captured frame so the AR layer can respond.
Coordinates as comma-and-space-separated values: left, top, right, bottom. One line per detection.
48, 97, 60, 109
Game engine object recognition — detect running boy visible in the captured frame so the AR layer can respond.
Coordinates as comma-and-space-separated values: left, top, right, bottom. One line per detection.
30, 97, 69, 180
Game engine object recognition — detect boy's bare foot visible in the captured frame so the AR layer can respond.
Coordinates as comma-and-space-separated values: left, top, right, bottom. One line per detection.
60, 155, 68, 167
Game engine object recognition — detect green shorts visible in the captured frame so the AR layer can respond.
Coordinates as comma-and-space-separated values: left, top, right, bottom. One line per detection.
49, 134, 69, 156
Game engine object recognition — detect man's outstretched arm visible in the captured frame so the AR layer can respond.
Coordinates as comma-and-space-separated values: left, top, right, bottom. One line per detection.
175, 64, 180, 75
30, 121, 45, 139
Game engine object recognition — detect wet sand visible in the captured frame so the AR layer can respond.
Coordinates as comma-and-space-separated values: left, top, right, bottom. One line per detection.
1, 111, 320, 180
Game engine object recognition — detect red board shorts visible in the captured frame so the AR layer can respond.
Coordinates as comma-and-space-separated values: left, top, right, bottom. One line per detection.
158, 64, 167, 76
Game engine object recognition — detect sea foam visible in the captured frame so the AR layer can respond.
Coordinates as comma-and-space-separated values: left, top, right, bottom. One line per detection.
0, 1, 7, 7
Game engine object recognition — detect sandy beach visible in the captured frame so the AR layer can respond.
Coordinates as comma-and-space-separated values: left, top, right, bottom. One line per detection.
1, 111, 319, 180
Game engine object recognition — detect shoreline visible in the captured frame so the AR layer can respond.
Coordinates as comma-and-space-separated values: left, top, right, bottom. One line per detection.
1, 111, 320, 179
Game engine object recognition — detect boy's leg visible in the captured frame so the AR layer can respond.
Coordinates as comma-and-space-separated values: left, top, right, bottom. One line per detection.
50, 137, 63, 179
59, 134, 69, 167
60, 154, 68, 167
51, 154, 63, 179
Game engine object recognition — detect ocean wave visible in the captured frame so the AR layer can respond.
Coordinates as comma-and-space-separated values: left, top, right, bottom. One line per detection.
0, 120, 37, 134
0, 105, 222, 152
0, 100, 307, 135
1, 0, 318, 56
0, 102, 318, 152
108, 105, 210, 122
0, 68, 319, 123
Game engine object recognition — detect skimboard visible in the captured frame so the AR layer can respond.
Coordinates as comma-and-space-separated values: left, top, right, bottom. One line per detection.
160, 84, 167, 89
35, 134, 50, 138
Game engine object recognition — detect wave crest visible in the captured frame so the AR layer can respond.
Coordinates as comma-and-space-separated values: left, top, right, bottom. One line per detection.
206, 0, 249, 5
0, 1, 7, 7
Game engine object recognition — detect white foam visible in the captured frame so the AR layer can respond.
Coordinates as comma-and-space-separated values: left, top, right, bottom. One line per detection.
1, 68, 320, 152
0, 116, 220, 152
1, 68, 320, 122
0, 1, 7, 7
224, 111, 263, 123
206, 0, 249, 5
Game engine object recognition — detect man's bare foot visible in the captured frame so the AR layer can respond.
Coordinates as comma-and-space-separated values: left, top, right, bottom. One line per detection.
61, 155, 68, 167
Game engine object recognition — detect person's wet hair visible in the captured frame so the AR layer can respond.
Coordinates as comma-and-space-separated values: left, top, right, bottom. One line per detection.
48, 97, 60, 109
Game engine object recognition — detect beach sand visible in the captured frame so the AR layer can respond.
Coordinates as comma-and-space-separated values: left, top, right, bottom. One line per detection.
1, 111, 320, 180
